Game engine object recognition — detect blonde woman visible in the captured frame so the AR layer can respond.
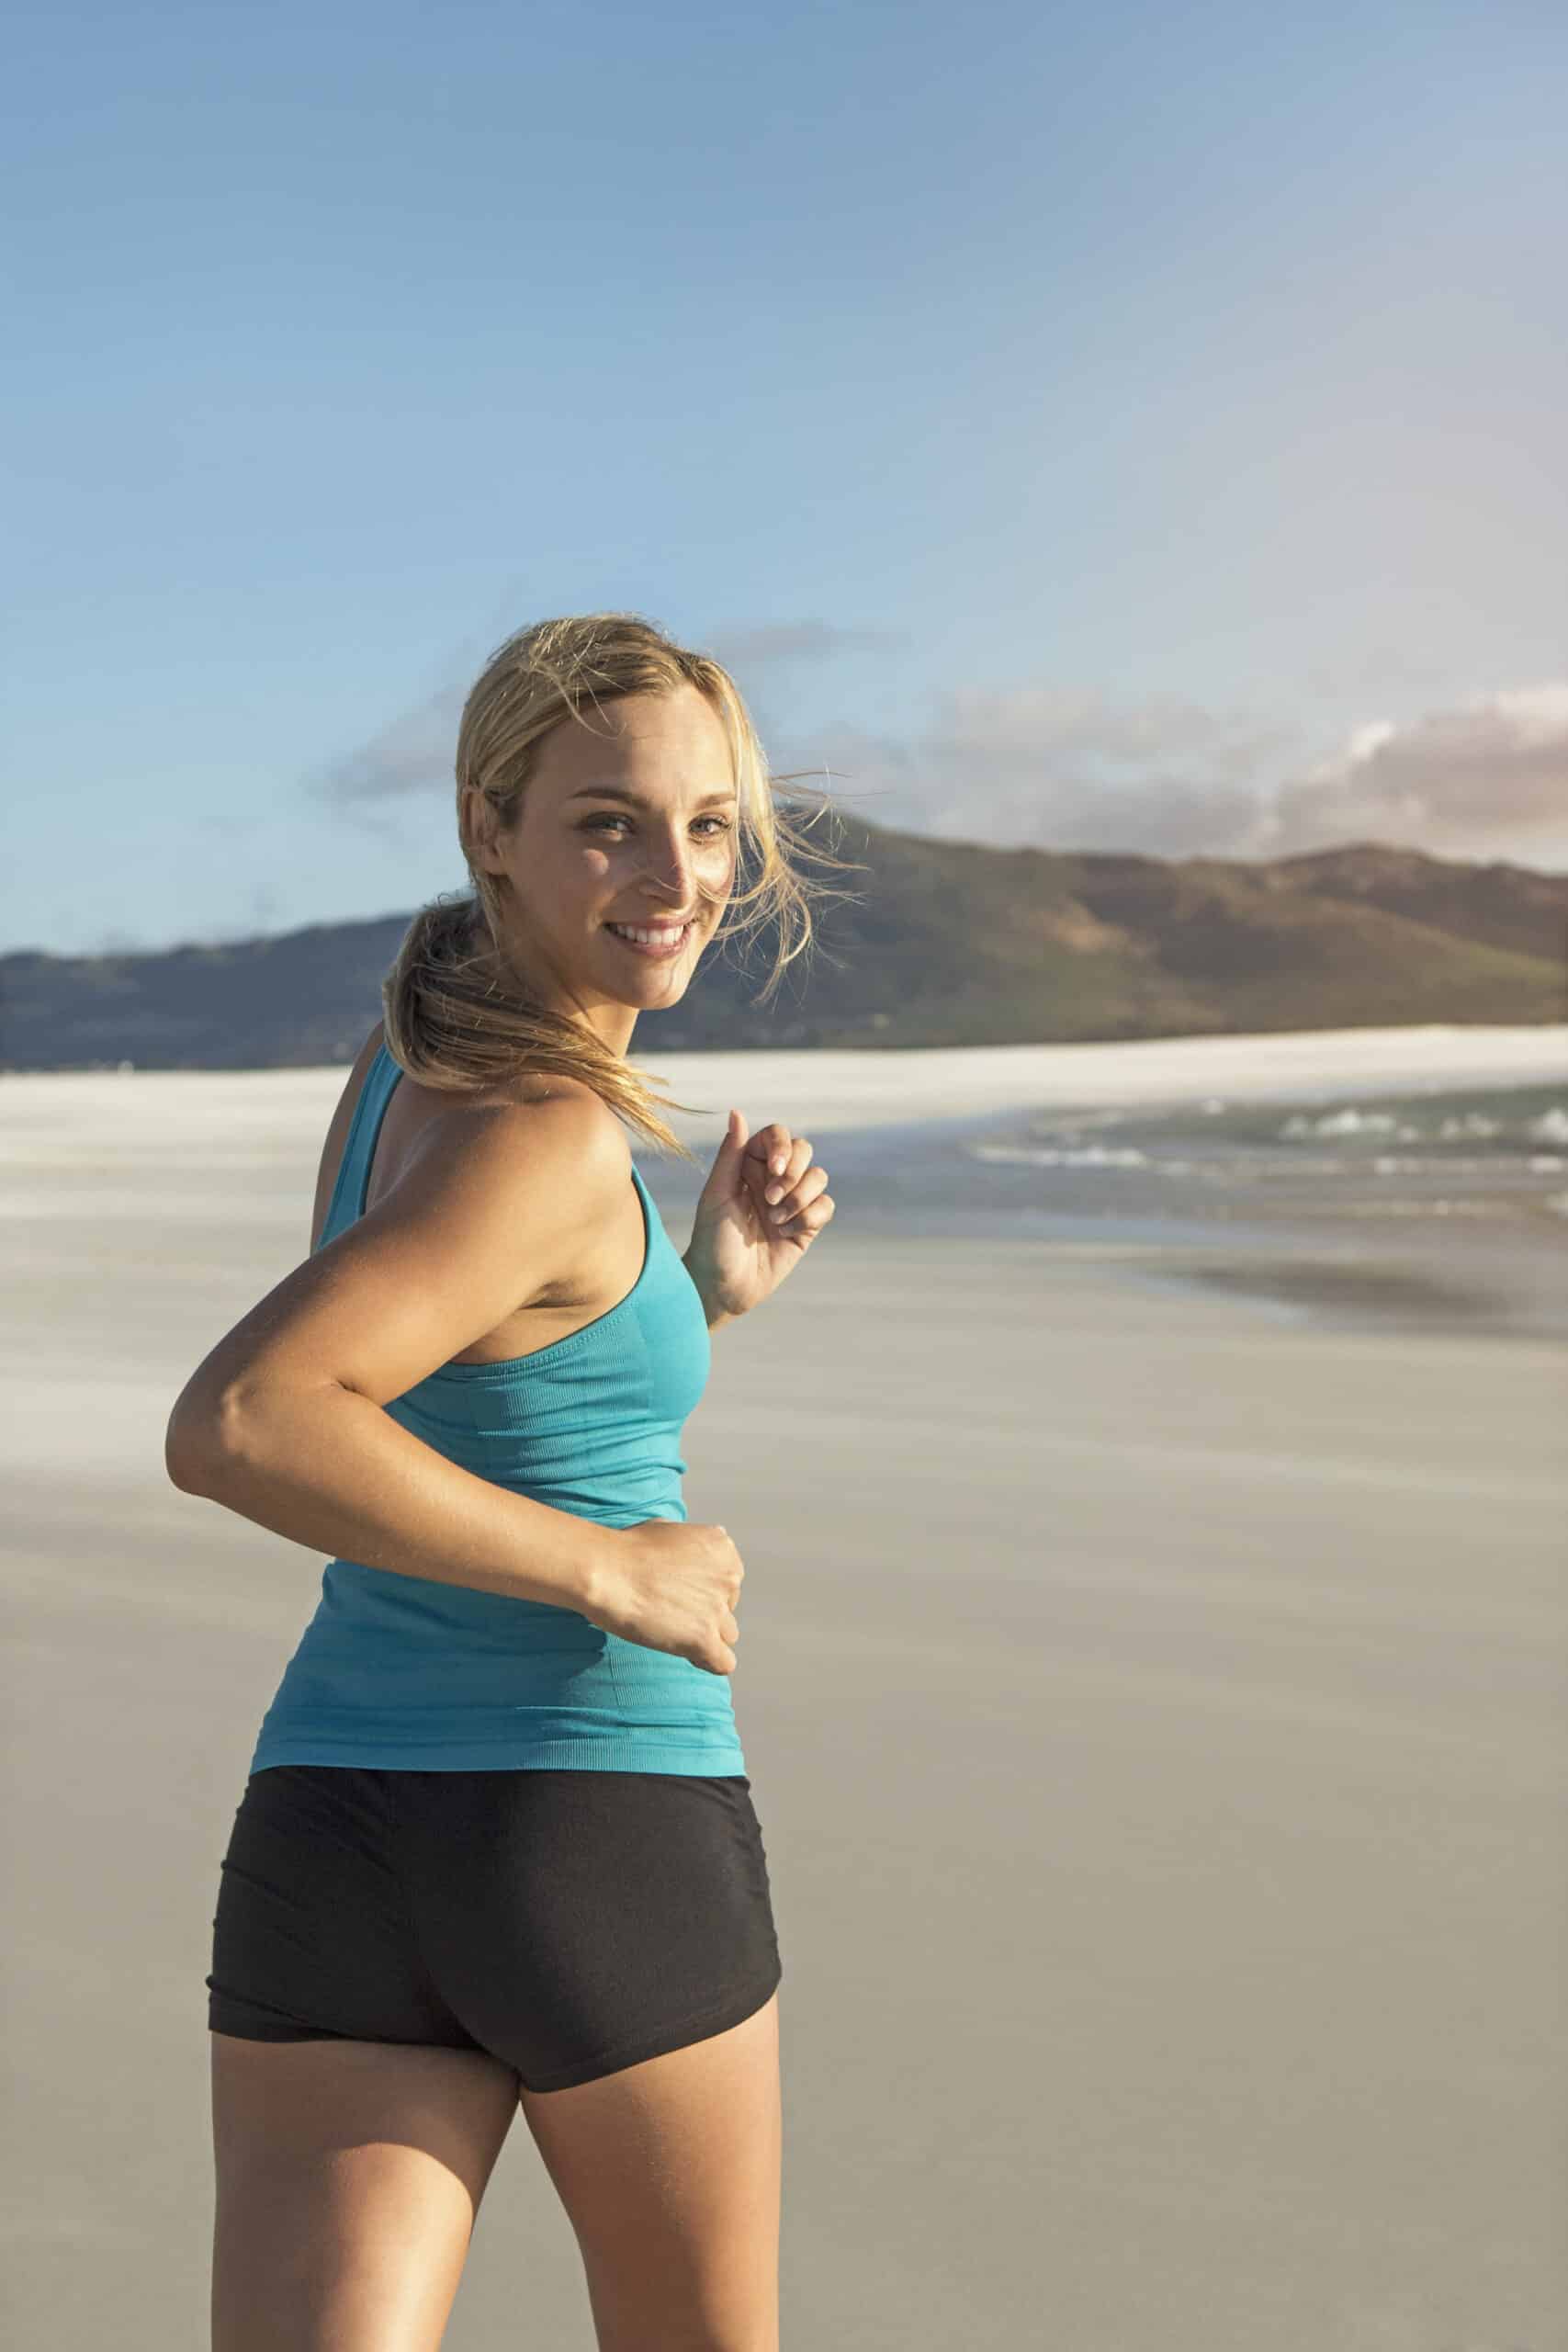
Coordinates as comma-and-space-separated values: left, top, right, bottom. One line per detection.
166, 614, 860, 2349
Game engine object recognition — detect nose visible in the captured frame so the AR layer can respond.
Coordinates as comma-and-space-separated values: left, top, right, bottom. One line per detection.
637, 823, 704, 903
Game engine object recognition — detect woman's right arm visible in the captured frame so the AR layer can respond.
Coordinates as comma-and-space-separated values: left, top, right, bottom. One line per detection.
163, 1091, 741, 1668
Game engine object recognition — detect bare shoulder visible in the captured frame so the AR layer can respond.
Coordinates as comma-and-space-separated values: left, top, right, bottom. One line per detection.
372, 1021, 619, 1151
399, 1057, 630, 1198
424, 1053, 621, 1135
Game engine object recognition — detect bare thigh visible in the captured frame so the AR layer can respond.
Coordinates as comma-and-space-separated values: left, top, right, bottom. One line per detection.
519, 1988, 782, 2352
209, 2030, 521, 2352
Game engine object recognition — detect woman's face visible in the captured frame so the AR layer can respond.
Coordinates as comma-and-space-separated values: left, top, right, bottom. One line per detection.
466, 683, 739, 1053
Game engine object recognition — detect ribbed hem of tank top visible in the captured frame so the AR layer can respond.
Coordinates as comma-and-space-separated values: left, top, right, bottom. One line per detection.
416, 1309, 645, 1382
246, 1735, 747, 1774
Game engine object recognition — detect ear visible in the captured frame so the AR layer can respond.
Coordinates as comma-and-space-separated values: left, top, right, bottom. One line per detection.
459, 782, 499, 875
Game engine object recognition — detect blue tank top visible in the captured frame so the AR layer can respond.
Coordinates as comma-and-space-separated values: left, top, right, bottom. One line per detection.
247, 1039, 744, 1777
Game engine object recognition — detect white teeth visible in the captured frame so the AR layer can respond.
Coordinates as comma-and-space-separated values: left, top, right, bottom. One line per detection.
609, 922, 689, 945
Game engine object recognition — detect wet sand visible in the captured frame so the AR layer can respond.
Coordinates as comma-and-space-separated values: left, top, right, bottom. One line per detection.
3, 1030, 1565, 2347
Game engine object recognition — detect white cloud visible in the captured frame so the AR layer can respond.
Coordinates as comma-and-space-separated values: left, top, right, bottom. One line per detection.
1257, 683, 1568, 857
796, 679, 1568, 868
793, 686, 1298, 858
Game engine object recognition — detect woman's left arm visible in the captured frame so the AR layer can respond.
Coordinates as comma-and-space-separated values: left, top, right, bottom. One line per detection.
682, 1110, 834, 1327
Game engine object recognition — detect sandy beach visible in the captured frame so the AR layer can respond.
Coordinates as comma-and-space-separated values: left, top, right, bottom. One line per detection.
4, 1024, 1565, 2348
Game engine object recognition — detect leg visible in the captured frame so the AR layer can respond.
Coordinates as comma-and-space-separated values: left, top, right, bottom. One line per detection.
210, 2030, 520, 2351
519, 1987, 782, 2352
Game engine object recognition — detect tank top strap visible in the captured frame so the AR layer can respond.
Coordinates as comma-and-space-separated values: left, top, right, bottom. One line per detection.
316, 1039, 400, 1253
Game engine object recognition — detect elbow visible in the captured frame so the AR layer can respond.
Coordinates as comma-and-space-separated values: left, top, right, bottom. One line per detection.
164, 1403, 223, 1494
164, 1381, 250, 1496
165, 1376, 344, 1495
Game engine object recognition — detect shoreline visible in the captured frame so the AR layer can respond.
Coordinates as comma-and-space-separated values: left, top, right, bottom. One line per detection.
6, 1023, 1564, 1348
4, 1018, 1563, 1126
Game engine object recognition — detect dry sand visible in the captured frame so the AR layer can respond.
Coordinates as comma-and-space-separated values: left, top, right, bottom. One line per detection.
4, 1027, 1565, 2348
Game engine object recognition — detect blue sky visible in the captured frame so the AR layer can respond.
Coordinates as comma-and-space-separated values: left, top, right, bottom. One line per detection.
6, 0, 1566, 957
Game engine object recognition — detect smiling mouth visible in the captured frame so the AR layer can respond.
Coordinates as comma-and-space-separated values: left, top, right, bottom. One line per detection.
604, 919, 696, 957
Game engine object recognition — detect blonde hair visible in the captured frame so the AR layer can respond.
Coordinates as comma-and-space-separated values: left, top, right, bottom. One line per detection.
381, 612, 868, 1163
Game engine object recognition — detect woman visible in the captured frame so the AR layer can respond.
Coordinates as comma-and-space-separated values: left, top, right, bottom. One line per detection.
165, 612, 859, 2350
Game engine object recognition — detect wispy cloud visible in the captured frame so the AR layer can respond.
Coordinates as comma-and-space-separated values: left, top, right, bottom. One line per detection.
698, 619, 910, 671
799, 686, 1299, 858
307, 630, 1568, 872
309, 684, 468, 808
305, 620, 902, 810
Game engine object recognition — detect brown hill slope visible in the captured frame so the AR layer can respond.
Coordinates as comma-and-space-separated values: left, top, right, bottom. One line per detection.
2, 820, 1562, 1067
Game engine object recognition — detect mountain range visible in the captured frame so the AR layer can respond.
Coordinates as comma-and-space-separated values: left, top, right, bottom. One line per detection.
3, 820, 1562, 1069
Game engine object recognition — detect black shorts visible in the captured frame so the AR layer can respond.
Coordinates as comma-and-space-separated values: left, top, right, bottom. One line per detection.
207, 1766, 783, 2094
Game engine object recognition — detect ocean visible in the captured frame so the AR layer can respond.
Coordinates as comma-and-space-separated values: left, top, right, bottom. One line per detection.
644, 1076, 1568, 1344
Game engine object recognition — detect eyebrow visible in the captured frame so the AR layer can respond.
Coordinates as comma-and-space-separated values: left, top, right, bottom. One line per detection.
565, 785, 739, 810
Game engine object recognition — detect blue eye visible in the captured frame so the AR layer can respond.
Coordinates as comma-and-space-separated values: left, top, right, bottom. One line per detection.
582, 815, 734, 838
